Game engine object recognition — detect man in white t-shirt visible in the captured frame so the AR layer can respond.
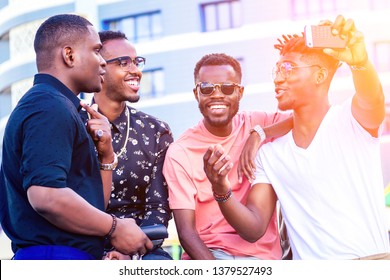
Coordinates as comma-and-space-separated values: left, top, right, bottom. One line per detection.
203, 15, 390, 259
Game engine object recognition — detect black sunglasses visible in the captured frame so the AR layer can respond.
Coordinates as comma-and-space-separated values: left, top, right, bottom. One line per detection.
105, 56, 146, 71
195, 82, 242, 95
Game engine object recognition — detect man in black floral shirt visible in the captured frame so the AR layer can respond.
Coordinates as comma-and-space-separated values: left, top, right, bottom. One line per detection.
86, 30, 173, 260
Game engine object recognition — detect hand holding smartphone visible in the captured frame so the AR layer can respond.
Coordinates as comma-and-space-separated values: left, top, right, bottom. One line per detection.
304, 25, 348, 49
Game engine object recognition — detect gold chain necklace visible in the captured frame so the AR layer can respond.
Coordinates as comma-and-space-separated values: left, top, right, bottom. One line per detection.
116, 106, 130, 158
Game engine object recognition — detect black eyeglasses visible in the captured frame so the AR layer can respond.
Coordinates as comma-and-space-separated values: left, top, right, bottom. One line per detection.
195, 82, 242, 95
105, 56, 146, 71
272, 62, 320, 80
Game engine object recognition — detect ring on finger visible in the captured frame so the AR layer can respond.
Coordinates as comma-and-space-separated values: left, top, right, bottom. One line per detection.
96, 129, 103, 140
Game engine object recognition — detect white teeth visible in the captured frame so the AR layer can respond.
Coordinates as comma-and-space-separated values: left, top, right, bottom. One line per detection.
210, 105, 227, 109
128, 80, 138, 86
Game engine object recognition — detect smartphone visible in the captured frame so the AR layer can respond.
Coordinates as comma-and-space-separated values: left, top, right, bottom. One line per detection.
304, 25, 347, 49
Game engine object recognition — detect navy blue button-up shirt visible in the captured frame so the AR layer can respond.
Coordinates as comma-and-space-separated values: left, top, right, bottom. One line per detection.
0, 74, 105, 259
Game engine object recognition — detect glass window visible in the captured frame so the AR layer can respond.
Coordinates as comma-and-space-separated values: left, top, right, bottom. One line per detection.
120, 18, 135, 41
137, 15, 150, 42
151, 12, 163, 39
103, 11, 162, 43
201, 0, 242, 32
231, 0, 242, 27
218, 2, 231, 30
140, 69, 165, 99
292, 0, 346, 19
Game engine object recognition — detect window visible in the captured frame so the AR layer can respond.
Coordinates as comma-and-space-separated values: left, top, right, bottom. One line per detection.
373, 41, 390, 72
140, 68, 165, 99
201, 0, 242, 32
235, 57, 245, 83
291, 0, 347, 19
103, 11, 162, 43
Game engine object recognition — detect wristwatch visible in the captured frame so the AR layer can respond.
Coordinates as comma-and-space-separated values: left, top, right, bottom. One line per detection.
100, 153, 118, 171
249, 125, 266, 143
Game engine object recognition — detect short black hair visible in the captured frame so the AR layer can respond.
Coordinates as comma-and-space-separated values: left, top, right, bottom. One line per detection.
193, 53, 242, 82
274, 34, 339, 73
34, 14, 93, 71
98, 30, 127, 44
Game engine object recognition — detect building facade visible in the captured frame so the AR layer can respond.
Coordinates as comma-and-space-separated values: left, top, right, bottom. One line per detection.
1, 0, 390, 136
0, 0, 390, 259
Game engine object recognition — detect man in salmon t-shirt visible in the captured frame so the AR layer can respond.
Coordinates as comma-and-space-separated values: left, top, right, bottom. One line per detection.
163, 53, 291, 260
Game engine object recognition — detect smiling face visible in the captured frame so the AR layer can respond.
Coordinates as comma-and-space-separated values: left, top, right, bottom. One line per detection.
100, 38, 142, 103
273, 52, 321, 112
194, 64, 243, 137
273, 35, 338, 113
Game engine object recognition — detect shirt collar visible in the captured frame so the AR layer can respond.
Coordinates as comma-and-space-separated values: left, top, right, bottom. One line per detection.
111, 105, 129, 134
90, 97, 129, 133
33, 73, 82, 111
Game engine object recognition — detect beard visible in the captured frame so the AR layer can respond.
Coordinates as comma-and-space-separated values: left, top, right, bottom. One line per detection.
104, 78, 141, 103
127, 94, 140, 103
202, 115, 231, 128
198, 103, 239, 128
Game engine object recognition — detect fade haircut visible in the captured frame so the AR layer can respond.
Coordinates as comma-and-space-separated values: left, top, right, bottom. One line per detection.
98, 30, 128, 57
34, 14, 93, 71
274, 34, 340, 75
99, 30, 127, 44
194, 53, 242, 82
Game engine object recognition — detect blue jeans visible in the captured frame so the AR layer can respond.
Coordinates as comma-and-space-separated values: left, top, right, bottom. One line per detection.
142, 247, 172, 260
13, 245, 95, 260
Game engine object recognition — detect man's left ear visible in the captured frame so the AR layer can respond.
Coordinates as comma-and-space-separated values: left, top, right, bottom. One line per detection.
316, 68, 328, 84
238, 86, 244, 100
193, 88, 199, 102
63, 47, 74, 66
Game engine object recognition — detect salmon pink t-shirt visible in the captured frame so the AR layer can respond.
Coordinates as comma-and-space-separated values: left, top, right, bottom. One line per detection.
163, 111, 286, 259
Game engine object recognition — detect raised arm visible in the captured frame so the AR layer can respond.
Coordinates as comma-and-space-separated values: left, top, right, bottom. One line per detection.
323, 15, 385, 136
204, 145, 277, 242
238, 116, 293, 183
81, 101, 115, 207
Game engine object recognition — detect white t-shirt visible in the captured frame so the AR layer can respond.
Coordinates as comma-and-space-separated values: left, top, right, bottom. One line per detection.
253, 98, 390, 259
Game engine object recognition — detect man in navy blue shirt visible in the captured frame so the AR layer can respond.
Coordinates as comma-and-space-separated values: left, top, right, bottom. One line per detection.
0, 14, 152, 259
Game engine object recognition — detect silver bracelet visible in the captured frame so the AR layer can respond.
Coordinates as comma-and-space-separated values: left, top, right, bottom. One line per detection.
249, 125, 266, 143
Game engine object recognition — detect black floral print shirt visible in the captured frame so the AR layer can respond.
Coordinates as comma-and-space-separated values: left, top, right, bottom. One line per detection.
106, 105, 173, 228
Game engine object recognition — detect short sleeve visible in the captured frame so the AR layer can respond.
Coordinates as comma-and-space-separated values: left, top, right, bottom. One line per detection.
163, 143, 197, 210
21, 96, 77, 190
252, 149, 271, 186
